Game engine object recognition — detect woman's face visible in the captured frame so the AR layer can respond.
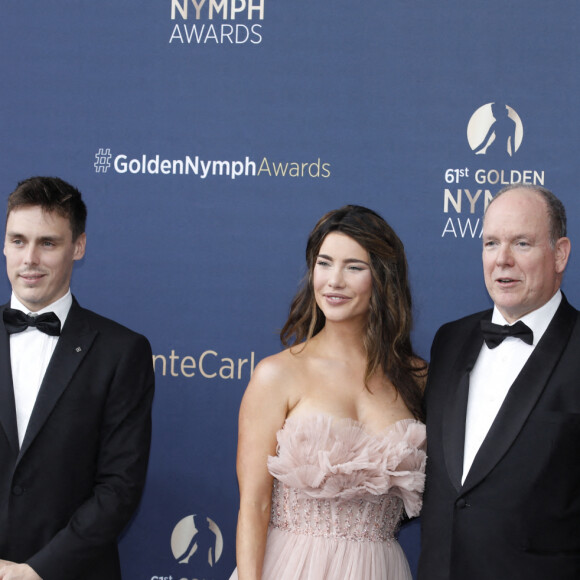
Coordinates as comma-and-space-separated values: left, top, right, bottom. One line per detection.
313, 232, 373, 326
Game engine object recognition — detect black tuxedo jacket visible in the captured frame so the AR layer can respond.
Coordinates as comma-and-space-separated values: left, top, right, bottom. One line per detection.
418, 296, 580, 580
0, 299, 154, 580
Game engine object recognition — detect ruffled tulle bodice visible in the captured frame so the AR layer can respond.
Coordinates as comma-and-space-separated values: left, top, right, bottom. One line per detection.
268, 414, 426, 544
230, 414, 426, 580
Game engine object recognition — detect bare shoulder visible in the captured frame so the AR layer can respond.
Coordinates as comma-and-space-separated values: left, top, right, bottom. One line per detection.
251, 348, 296, 381
242, 349, 304, 412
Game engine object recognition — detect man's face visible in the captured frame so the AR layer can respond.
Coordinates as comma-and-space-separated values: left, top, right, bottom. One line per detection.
4, 206, 86, 312
482, 188, 570, 323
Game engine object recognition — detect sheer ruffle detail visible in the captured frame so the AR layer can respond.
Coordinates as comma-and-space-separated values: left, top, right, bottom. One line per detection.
267, 414, 426, 517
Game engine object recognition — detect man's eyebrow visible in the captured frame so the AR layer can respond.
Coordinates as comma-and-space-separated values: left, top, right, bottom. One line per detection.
5, 232, 64, 242
39, 235, 64, 241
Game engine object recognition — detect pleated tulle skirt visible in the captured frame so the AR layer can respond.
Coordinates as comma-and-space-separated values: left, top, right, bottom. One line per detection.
229, 526, 412, 580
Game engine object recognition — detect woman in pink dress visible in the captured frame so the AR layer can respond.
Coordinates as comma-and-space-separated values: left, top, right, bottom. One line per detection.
231, 205, 427, 580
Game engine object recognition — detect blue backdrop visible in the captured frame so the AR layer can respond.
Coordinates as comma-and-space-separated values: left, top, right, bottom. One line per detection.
2, 2, 580, 579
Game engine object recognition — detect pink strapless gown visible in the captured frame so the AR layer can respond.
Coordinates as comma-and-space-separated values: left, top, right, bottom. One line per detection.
230, 414, 426, 579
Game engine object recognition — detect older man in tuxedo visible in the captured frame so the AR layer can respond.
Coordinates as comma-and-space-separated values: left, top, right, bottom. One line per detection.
0, 177, 154, 580
418, 183, 580, 579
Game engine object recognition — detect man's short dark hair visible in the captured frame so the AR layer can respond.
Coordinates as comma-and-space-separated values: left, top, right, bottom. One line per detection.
7, 176, 87, 241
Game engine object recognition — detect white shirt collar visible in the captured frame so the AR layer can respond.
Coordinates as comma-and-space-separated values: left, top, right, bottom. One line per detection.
491, 289, 562, 346
10, 290, 73, 328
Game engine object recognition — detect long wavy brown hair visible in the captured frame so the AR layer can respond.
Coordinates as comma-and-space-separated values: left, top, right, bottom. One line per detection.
280, 205, 426, 420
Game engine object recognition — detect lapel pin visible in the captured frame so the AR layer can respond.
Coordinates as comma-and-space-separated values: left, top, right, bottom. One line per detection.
75, 346, 82, 353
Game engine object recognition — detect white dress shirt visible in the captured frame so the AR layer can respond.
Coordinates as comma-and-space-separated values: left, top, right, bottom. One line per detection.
462, 290, 562, 484
9, 290, 73, 447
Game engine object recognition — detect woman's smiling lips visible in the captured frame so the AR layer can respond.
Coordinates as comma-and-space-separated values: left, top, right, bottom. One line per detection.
323, 293, 351, 305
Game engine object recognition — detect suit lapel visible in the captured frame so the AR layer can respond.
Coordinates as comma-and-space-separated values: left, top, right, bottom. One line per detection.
0, 304, 19, 454
462, 297, 577, 492
18, 300, 98, 460
441, 314, 488, 491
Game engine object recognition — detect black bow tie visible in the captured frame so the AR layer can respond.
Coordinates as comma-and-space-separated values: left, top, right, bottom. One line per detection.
481, 319, 533, 349
3, 308, 61, 337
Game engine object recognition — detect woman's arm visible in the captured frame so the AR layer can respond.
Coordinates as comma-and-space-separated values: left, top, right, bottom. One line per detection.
234, 356, 293, 580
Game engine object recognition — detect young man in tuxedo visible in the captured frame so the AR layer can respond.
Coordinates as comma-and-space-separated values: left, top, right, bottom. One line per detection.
0, 177, 154, 580
418, 183, 580, 579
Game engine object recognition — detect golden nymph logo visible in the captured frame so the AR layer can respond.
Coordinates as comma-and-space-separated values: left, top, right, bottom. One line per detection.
170, 0, 264, 45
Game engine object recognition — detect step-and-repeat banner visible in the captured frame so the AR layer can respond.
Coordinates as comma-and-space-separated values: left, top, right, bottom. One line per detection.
2, 2, 580, 579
